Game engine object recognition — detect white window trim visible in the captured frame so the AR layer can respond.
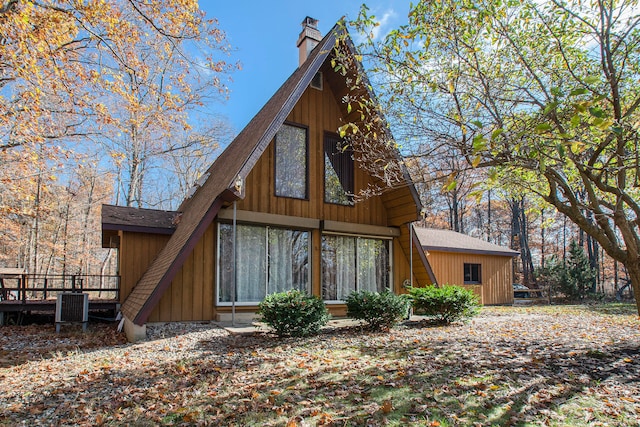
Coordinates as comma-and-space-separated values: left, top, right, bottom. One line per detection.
320, 232, 394, 303
216, 222, 312, 306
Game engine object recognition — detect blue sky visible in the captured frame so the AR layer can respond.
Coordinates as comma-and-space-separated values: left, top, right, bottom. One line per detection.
202, 1, 411, 132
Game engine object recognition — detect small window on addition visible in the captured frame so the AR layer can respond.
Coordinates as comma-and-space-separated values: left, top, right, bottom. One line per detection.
464, 263, 481, 284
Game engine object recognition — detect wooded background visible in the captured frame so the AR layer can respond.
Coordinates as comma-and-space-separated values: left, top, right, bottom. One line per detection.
0, 0, 633, 300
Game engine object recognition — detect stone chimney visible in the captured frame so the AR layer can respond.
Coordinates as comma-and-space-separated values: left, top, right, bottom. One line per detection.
296, 17, 322, 66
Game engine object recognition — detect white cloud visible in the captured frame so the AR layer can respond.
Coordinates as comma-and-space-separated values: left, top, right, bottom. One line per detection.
351, 7, 399, 45
370, 9, 398, 41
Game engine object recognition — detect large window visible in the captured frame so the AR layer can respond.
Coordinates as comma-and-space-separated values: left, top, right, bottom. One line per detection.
324, 133, 354, 205
464, 263, 481, 284
275, 123, 307, 199
218, 224, 310, 303
321, 234, 390, 301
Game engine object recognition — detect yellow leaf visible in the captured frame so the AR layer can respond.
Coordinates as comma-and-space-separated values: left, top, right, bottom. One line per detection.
286, 417, 301, 427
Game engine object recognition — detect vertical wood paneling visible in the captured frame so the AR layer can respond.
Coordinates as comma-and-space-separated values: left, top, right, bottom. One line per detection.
119, 232, 170, 304
181, 250, 194, 321
393, 238, 411, 294
202, 224, 215, 320
192, 239, 203, 320
170, 269, 182, 321
148, 222, 217, 322
124, 71, 425, 323
234, 79, 389, 227
426, 251, 514, 305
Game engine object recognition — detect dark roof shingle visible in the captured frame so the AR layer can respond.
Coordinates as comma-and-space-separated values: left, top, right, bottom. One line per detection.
102, 204, 178, 234
120, 23, 345, 325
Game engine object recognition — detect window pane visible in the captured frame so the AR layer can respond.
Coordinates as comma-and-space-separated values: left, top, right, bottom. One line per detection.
218, 224, 235, 302
322, 235, 390, 300
219, 224, 309, 303
321, 235, 356, 300
324, 134, 354, 205
464, 263, 481, 284
220, 224, 267, 302
357, 238, 389, 292
275, 124, 307, 199
267, 228, 309, 294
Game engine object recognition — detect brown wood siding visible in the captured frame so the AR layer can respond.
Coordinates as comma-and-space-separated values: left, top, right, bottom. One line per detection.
120, 74, 423, 323
236, 77, 388, 227
426, 250, 514, 305
147, 223, 216, 322
118, 231, 171, 304
393, 232, 433, 292
397, 226, 433, 288
381, 190, 421, 227
393, 237, 412, 294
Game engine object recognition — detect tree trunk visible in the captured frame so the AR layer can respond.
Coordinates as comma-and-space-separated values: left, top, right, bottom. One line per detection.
587, 234, 599, 293
450, 189, 460, 232
540, 208, 546, 269
627, 259, 640, 314
487, 188, 492, 242
511, 198, 535, 286
78, 176, 95, 275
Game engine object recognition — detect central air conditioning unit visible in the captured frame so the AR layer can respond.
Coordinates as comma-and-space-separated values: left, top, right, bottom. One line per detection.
55, 292, 89, 332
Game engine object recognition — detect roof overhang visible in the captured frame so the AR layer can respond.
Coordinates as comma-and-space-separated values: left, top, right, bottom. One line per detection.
423, 246, 520, 257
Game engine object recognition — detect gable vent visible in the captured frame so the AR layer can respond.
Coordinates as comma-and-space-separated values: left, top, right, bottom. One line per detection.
310, 72, 323, 90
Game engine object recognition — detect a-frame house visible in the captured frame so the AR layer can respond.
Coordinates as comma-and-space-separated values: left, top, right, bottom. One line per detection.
102, 17, 435, 341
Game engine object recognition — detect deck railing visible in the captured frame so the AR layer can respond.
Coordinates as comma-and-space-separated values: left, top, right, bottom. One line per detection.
0, 274, 120, 303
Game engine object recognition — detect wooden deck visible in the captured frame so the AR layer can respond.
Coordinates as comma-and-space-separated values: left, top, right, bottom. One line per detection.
0, 273, 121, 325
0, 299, 119, 312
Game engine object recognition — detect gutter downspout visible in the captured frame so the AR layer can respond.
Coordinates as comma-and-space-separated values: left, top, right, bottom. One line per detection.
232, 200, 237, 326
410, 224, 414, 288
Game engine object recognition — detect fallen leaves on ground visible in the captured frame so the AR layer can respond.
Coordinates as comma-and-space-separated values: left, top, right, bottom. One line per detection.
0, 305, 639, 426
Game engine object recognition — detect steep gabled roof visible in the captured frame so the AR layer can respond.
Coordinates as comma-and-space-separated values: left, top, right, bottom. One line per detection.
414, 228, 519, 257
120, 22, 430, 325
121, 24, 344, 325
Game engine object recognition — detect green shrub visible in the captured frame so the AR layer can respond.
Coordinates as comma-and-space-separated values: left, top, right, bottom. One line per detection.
257, 290, 330, 337
408, 285, 480, 324
345, 289, 410, 331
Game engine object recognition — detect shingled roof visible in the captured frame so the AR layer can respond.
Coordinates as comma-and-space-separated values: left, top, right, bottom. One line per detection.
119, 22, 430, 325
102, 204, 177, 234
119, 24, 348, 325
414, 228, 519, 257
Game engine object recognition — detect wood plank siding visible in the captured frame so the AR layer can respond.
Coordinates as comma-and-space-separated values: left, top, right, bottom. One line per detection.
147, 223, 216, 322
135, 75, 424, 322
111, 30, 432, 327
426, 251, 514, 305
118, 231, 171, 303
235, 74, 389, 226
